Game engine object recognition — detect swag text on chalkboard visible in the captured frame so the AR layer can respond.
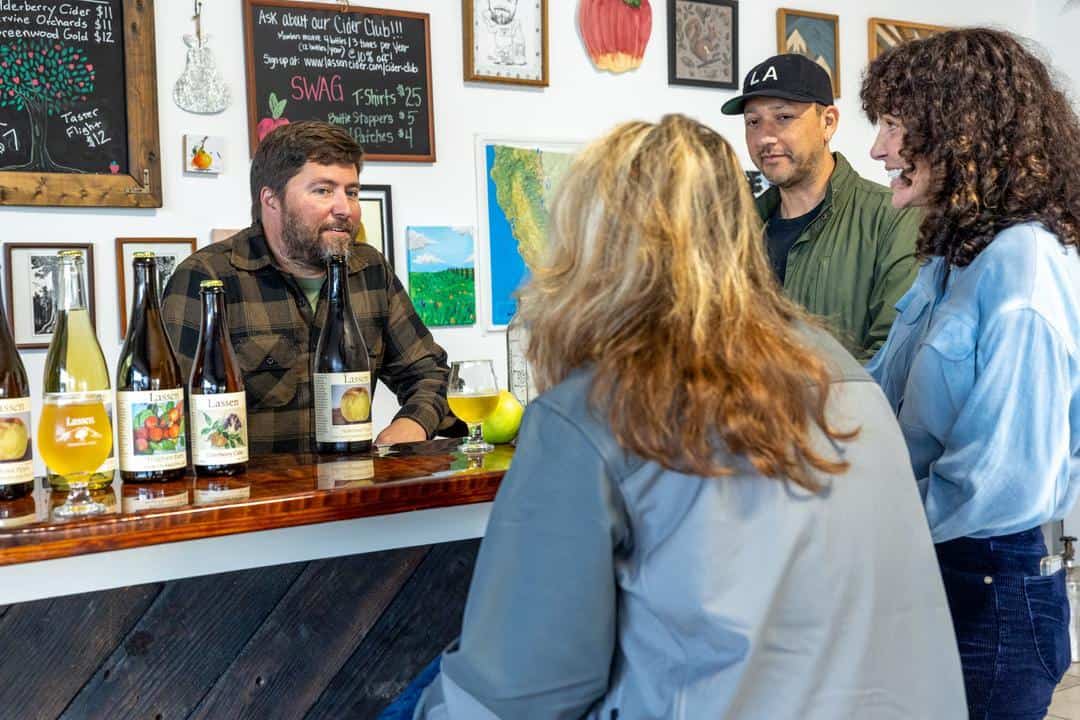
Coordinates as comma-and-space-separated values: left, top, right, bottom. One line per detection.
243, 0, 435, 162
0, 0, 161, 207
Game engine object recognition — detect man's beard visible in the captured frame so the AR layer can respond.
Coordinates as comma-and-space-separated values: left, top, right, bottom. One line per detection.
757, 150, 818, 190
279, 206, 356, 272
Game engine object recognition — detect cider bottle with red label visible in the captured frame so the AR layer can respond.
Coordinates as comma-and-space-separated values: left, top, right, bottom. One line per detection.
116, 253, 187, 482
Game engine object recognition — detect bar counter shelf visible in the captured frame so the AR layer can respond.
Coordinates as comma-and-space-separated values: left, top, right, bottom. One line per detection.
0, 439, 512, 604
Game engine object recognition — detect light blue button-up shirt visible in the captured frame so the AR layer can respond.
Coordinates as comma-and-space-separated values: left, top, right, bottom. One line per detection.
867, 222, 1080, 543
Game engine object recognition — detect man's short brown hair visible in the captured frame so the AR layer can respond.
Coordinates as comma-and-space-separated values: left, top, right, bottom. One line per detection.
250, 121, 364, 223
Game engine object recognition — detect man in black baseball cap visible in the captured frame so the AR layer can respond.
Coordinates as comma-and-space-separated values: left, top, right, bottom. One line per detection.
722, 53, 920, 362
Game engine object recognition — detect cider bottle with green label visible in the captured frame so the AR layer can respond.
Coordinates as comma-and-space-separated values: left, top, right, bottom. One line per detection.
189, 280, 248, 476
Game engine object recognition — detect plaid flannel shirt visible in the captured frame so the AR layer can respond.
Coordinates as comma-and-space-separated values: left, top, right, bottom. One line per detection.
161, 225, 451, 454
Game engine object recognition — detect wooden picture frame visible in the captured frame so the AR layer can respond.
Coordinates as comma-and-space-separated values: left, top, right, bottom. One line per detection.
868, 18, 948, 61
668, 0, 739, 89
462, 0, 549, 86
358, 184, 395, 269
4, 243, 95, 349
115, 237, 197, 339
776, 8, 840, 98
0, 0, 161, 208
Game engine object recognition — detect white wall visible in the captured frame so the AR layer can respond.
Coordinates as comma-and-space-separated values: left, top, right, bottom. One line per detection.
1031, 0, 1080, 542
1, 0, 1038, 474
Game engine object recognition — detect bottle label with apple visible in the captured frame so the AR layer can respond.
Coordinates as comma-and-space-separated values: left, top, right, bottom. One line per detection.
191, 392, 249, 465
313, 372, 372, 443
117, 390, 187, 472
0, 397, 33, 485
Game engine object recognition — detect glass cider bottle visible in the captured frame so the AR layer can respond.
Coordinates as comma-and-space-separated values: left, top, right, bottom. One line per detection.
0, 283, 33, 500
313, 254, 372, 454
189, 280, 247, 476
41, 250, 115, 490
116, 253, 187, 482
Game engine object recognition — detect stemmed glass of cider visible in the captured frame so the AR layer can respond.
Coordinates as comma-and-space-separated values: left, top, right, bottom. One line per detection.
38, 391, 113, 517
447, 360, 500, 456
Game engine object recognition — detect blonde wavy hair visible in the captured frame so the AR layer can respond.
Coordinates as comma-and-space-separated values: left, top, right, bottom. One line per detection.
518, 114, 854, 489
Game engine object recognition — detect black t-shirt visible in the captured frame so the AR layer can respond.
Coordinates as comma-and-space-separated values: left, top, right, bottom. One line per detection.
766, 200, 823, 283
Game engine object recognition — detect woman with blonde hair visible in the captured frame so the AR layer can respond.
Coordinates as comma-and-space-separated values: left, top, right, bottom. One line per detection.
393, 114, 965, 719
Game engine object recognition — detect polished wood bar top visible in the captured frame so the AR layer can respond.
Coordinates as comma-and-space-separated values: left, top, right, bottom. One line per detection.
0, 439, 512, 567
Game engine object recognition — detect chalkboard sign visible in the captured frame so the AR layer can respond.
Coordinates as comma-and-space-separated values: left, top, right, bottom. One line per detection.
0, 0, 129, 175
243, 0, 435, 162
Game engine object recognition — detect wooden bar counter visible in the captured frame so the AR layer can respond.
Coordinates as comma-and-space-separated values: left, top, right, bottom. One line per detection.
0, 440, 511, 719
0, 439, 511, 603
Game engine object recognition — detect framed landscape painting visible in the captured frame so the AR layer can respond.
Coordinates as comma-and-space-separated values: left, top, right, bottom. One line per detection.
776, 8, 840, 98
406, 226, 476, 327
4, 243, 94, 349
868, 18, 948, 60
668, 0, 739, 89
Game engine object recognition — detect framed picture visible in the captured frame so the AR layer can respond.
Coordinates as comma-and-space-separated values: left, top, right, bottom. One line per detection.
463, 0, 549, 86
3, 243, 95, 349
474, 135, 582, 329
776, 8, 840, 98
115, 238, 197, 338
406, 226, 477, 327
183, 134, 225, 174
0, 0, 161, 208
210, 228, 243, 244
668, 0, 738, 89
868, 18, 948, 61
358, 184, 395, 269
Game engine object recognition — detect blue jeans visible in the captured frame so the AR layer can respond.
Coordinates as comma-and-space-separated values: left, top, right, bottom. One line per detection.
936, 526, 1070, 719
378, 655, 442, 720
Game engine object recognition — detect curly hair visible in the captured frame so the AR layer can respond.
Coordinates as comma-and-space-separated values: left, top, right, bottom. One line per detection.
517, 114, 856, 490
861, 28, 1080, 266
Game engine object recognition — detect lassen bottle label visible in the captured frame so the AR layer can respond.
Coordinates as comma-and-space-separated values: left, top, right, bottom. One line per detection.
313, 371, 372, 443
191, 392, 248, 465
117, 390, 187, 472
0, 397, 32, 486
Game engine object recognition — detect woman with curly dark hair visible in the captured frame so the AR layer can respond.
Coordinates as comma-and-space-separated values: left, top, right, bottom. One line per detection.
862, 27, 1080, 718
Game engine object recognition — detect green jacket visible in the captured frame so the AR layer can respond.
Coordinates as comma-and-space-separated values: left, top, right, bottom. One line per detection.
756, 152, 920, 362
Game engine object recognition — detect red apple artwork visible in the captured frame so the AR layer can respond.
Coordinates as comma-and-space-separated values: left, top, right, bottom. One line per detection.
256, 91, 289, 142
579, 0, 653, 73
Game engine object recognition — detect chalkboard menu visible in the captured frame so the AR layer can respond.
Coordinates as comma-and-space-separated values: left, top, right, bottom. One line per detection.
243, 0, 435, 162
0, 0, 128, 175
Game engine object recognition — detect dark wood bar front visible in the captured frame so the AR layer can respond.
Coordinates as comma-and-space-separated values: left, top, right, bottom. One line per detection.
0, 441, 512, 719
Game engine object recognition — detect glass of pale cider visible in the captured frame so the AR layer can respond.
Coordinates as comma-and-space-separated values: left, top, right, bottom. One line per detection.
38, 391, 113, 517
447, 360, 500, 456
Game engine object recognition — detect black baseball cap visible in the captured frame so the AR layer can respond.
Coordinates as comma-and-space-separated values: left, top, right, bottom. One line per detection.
721, 54, 834, 115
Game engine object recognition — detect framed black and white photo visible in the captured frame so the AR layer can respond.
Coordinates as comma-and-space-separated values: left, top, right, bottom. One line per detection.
115, 237, 197, 339
358, 184, 396, 270
4, 243, 95, 349
463, 0, 549, 86
669, 0, 739, 89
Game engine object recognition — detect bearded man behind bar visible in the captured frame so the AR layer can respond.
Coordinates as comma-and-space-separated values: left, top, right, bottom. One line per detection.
162, 121, 452, 453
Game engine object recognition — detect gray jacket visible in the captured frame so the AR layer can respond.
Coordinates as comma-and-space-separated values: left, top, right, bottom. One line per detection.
418, 325, 965, 719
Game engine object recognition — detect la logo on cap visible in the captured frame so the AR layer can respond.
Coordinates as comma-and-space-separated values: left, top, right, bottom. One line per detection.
749, 65, 778, 86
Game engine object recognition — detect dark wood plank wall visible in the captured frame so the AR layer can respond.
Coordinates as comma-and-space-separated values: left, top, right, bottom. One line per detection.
0, 540, 480, 720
